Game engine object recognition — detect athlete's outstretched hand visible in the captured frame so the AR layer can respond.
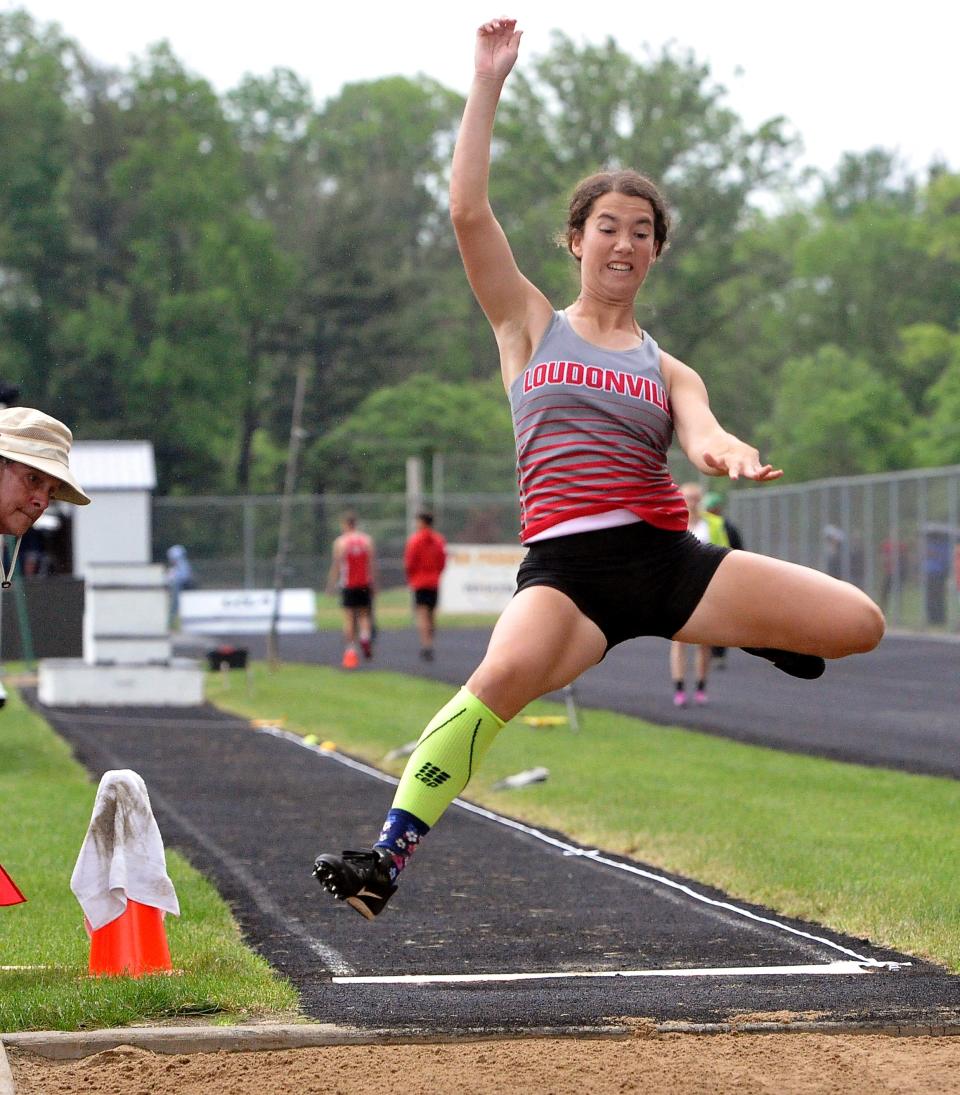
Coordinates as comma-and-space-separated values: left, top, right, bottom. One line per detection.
475, 17, 522, 82
703, 442, 783, 483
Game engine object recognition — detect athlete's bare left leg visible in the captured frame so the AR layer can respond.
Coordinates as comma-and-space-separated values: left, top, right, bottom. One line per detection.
674, 550, 884, 656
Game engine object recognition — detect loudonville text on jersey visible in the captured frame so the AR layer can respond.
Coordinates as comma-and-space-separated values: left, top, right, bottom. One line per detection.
522, 360, 669, 412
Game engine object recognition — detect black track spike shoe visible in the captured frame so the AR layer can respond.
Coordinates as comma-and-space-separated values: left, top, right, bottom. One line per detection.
741, 647, 826, 680
313, 848, 397, 920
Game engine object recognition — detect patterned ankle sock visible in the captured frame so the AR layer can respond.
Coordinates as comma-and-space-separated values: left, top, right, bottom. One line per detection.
375, 808, 430, 882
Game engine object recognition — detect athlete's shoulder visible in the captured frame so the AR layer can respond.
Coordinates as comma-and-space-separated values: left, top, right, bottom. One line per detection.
659, 349, 703, 390
658, 347, 681, 372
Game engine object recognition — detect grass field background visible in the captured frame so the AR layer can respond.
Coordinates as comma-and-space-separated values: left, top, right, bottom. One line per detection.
0, 687, 297, 1032
2, 655, 956, 1033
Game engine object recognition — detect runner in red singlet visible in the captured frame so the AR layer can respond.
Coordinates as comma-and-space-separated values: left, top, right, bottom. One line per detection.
326, 512, 377, 666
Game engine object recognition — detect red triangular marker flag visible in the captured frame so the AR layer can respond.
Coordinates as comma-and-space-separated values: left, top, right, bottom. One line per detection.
0, 863, 26, 906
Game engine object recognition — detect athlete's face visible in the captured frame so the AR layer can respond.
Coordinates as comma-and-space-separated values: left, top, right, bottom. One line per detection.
0, 459, 60, 536
570, 193, 659, 302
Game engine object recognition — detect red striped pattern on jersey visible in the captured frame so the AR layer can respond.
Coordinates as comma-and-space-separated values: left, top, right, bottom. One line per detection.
509, 314, 688, 541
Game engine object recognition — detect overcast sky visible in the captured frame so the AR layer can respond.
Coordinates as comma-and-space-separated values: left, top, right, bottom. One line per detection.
4, 0, 956, 177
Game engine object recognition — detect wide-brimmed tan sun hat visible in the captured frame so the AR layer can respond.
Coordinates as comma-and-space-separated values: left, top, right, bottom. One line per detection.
0, 407, 90, 506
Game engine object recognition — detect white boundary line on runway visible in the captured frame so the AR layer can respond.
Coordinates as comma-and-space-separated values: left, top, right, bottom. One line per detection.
334, 959, 906, 986
452, 802, 892, 967
260, 726, 906, 973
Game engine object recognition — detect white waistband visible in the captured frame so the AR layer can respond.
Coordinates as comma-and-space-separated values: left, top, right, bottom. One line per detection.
525, 509, 643, 544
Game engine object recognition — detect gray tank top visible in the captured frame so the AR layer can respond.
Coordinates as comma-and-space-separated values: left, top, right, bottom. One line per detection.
509, 310, 687, 541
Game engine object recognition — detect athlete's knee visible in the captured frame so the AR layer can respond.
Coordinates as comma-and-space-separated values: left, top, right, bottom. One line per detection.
855, 598, 886, 652
828, 591, 885, 657
466, 655, 542, 719
467, 655, 519, 694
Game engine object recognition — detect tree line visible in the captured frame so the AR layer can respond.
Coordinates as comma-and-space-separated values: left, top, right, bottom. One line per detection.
1, 10, 957, 496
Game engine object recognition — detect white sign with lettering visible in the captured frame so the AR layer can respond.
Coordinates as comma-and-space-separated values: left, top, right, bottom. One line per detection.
439, 544, 527, 614
178, 589, 316, 634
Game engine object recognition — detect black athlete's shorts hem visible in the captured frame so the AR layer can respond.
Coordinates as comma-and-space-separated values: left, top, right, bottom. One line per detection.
413, 588, 439, 609
341, 586, 372, 609
515, 522, 730, 651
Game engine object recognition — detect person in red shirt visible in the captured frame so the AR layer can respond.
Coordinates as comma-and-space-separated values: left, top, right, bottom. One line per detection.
404, 512, 447, 661
326, 513, 377, 666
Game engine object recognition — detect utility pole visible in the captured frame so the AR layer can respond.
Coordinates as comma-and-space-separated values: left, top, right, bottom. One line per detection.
267, 358, 310, 668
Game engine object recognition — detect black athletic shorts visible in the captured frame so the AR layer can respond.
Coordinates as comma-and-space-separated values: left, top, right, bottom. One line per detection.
514, 522, 731, 651
341, 585, 372, 610
413, 588, 439, 609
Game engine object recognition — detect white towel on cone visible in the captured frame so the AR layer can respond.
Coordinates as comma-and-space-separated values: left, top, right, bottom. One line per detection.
70, 769, 180, 931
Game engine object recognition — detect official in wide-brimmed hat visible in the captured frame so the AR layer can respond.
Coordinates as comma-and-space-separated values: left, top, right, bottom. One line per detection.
0, 407, 89, 586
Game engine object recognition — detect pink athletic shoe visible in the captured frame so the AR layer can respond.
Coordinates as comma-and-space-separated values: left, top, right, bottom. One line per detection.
694, 689, 708, 705
673, 690, 687, 708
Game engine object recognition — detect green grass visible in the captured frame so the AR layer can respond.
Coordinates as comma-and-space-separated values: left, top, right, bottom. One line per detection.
0, 688, 298, 1032
214, 662, 960, 973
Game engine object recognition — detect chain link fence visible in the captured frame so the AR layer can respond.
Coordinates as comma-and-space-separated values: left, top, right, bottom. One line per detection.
152, 489, 520, 593
153, 458, 960, 634
726, 465, 960, 634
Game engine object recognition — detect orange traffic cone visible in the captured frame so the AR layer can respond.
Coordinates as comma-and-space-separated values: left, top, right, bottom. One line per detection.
71, 770, 180, 979
88, 899, 172, 978
341, 647, 359, 669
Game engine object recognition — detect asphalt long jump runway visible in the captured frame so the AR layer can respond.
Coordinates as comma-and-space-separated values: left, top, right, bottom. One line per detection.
27, 690, 960, 1032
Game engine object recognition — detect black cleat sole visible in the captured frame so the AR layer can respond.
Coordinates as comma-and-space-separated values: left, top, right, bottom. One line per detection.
313, 849, 397, 918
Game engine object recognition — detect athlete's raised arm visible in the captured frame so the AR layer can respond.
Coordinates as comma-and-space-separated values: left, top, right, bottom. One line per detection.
663, 353, 783, 483
449, 17, 552, 387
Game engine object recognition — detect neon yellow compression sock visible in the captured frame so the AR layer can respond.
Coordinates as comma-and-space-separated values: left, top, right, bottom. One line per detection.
390, 686, 506, 827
